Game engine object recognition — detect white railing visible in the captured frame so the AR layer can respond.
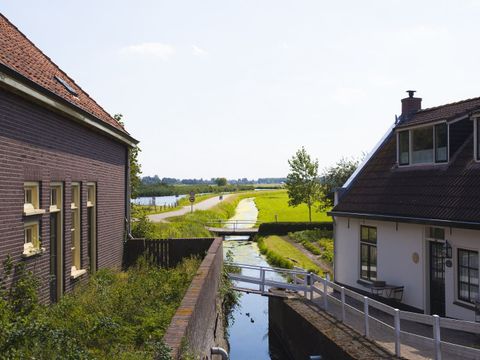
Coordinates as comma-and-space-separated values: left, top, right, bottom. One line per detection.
227, 263, 480, 360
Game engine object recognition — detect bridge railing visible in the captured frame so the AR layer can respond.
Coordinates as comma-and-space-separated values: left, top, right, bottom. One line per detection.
205, 220, 258, 231
227, 263, 480, 360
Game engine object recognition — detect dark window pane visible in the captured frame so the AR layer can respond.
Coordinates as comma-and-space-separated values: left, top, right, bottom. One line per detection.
398, 131, 410, 165
369, 227, 377, 243
412, 126, 434, 164
435, 123, 448, 162
361, 226, 368, 241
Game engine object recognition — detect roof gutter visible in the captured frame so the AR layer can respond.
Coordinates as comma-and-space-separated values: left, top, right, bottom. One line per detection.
0, 65, 138, 147
328, 211, 480, 231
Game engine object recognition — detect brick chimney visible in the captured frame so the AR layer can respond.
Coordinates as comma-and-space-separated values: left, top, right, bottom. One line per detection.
401, 90, 422, 118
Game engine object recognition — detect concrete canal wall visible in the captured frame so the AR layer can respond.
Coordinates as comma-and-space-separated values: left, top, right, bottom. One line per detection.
164, 237, 227, 359
269, 296, 395, 360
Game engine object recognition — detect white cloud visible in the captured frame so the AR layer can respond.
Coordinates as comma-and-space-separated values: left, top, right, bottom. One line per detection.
332, 87, 367, 106
121, 42, 175, 60
192, 45, 208, 57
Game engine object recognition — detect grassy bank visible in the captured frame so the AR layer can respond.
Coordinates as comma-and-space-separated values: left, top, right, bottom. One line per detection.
258, 235, 322, 274
250, 190, 331, 223
289, 229, 334, 264
0, 257, 200, 359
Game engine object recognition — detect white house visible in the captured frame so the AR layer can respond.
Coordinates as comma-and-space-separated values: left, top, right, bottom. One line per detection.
330, 91, 480, 320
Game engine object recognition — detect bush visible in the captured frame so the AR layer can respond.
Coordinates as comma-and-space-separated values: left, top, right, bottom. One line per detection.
258, 222, 332, 236
318, 238, 334, 264
131, 209, 156, 238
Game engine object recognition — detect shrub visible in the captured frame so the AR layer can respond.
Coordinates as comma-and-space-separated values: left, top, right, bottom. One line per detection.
258, 222, 332, 236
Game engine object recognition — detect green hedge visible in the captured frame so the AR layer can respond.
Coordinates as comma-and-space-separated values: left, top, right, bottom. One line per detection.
258, 222, 333, 236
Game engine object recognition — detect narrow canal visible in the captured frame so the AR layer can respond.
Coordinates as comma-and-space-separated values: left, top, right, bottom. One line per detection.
223, 198, 291, 360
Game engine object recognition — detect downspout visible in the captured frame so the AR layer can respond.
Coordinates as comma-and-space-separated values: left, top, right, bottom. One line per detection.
211, 347, 229, 359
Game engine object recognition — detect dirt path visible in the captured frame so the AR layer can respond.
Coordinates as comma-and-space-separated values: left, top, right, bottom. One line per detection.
282, 235, 333, 274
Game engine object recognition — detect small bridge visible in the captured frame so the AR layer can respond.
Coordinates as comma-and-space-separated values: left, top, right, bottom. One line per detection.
205, 220, 259, 238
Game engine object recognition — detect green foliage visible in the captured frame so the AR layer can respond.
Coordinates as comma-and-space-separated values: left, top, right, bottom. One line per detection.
285, 147, 322, 222
220, 251, 240, 339
214, 177, 228, 186
318, 238, 334, 264
131, 209, 155, 238
319, 156, 360, 210
0, 256, 199, 359
258, 221, 333, 236
257, 237, 294, 270
114, 114, 142, 199
136, 183, 254, 198
288, 229, 334, 265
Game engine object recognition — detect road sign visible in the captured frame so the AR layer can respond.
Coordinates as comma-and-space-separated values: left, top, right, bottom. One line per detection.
189, 191, 195, 203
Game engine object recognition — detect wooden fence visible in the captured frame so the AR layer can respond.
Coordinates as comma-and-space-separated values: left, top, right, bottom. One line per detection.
123, 237, 215, 268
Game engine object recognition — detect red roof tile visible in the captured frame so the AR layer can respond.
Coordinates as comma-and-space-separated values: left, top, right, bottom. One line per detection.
0, 14, 128, 134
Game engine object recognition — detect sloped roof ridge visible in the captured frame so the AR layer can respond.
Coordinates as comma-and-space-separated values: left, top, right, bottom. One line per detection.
0, 13, 126, 132
416, 95, 480, 114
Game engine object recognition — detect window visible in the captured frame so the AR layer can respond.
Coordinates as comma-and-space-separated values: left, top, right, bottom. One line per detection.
458, 249, 479, 303
24, 182, 44, 215
398, 131, 409, 165
50, 185, 62, 212
87, 183, 97, 273
476, 118, 480, 161
427, 227, 445, 240
397, 124, 448, 166
360, 225, 377, 281
23, 221, 43, 256
71, 183, 83, 276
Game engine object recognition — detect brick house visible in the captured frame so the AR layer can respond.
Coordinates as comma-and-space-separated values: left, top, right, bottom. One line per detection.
331, 91, 480, 320
0, 15, 138, 303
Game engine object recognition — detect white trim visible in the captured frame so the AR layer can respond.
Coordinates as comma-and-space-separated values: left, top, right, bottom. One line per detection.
0, 71, 136, 147
396, 119, 447, 132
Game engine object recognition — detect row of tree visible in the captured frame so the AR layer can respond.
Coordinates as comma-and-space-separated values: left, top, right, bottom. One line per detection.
286, 147, 361, 221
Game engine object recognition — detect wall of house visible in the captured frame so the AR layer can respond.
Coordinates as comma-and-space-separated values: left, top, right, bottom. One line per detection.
0, 88, 127, 303
334, 217, 425, 311
335, 217, 480, 320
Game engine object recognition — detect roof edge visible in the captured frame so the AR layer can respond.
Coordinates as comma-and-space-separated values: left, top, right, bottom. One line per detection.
0, 64, 138, 146
329, 211, 480, 231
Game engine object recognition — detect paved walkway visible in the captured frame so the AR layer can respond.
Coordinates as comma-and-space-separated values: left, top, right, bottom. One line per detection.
148, 194, 233, 222
310, 284, 480, 359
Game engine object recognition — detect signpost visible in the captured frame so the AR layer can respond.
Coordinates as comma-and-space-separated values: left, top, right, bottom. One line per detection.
189, 191, 195, 213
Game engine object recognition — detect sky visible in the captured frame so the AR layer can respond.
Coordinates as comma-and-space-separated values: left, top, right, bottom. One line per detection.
2, 1, 480, 179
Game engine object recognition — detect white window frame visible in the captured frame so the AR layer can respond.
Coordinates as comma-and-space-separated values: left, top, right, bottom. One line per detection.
70, 183, 86, 278
24, 182, 45, 216
455, 246, 480, 305
23, 221, 44, 257
396, 121, 449, 167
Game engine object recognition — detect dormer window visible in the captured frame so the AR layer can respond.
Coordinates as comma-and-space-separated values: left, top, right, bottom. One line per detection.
397, 123, 448, 166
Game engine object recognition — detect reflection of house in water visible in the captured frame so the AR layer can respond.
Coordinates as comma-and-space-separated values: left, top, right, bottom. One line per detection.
331, 91, 480, 320
0, 14, 137, 303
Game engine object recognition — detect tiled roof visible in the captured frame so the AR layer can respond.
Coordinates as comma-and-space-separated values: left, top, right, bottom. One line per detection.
0, 14, 127, 134
332, 131, 480, 225
397, 96, 480, 128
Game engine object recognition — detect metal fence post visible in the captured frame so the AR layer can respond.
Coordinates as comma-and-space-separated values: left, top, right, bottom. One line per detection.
394, 309, 401, 357
309, 273, 314, 300
433, 314, 441, 360
363, 296, 369, 337
323, 277, 328, 310
303, 272, 308, 297
341, 287, 346, 322
260, 268, 265, 294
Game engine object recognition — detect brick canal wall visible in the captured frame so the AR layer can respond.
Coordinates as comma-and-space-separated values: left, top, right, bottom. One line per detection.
269, 296, 396, 360
164, 237, 226, 359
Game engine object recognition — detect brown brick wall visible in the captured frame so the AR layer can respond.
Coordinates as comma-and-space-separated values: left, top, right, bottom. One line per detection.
163, 237, 224, 359
0, 88, 127, 303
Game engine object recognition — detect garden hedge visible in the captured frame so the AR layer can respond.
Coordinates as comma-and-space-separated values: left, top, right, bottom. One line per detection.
258, 221, 333, 236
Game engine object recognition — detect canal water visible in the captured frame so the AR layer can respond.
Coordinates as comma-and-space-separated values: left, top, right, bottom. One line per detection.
132, 194, 186, 206
223, 198, 291, 360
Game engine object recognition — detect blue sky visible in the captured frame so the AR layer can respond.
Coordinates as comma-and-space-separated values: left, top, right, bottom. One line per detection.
3, 1, 480, 178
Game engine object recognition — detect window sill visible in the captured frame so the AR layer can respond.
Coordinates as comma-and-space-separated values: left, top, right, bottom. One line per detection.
23, 209, 46, 216
70, 268, 87, 280
453, 300, 475, 311
22, 247, 45, 258
49, 205, 61, 213
71, 204, 78, 210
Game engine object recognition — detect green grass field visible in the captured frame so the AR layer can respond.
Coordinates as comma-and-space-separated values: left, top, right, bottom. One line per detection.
251, 190, 331, 223
262, 235, 322, 274
133, 193, 218, 215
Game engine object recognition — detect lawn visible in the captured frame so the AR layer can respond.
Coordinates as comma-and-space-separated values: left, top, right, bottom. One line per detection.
261, 235, 322, 274
252, 190, 331, 223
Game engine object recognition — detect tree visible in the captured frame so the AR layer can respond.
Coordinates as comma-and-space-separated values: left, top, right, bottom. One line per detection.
114, 114, 142, 198
319, 157, 360, 210
215, 177, 228, 186
285, 147, 321, 222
